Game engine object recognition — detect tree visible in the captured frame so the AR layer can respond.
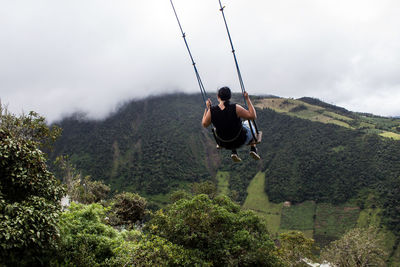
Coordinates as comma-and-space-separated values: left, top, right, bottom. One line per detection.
57, 203, 123, 266
0, 107, 64, 266
147, 194, 283, 266
192, 181, 217, 199
107, 234, 209, 267
55, 155, 111, 204
320, 227, 387, 267
277, 231, 315, 267
110, 192, 147, 228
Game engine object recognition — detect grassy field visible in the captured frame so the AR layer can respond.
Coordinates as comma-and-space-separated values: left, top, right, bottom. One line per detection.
216, 171, 230, 196
280, 201, 316, 238
357, 207, 382, 227
380, 131, 400, 140
314, 203, 360, 247
255, 98, 353, 128
255, 97, 400, 138
242, 172, 283, 236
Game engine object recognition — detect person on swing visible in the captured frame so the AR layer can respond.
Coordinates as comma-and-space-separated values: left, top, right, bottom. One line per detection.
201, 86, 261, 162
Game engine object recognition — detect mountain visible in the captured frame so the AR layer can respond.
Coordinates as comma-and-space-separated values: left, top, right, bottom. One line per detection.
50, 93, 400, 260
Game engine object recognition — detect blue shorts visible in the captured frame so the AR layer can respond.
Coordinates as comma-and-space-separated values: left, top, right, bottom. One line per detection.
242, 120, 255, 145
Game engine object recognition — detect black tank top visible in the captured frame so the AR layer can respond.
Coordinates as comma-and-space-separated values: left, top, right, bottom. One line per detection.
210, 103, 247, 149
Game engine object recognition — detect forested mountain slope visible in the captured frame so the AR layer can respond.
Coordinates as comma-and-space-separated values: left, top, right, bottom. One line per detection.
51, 93, 400, 236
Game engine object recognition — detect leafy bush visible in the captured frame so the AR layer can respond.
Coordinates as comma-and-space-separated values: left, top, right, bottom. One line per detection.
57, 202, 123, 266
109, 192, 147, 228
0, 108, 64, 266
321, 227, 387, 266
107, 234, 208, 266
277, 231, 315, 266
147, 194, 283, 266
54, 156, 110, 204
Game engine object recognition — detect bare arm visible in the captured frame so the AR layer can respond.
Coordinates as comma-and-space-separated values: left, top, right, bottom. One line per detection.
236, 92, 257, 120
202, 99, 212, 128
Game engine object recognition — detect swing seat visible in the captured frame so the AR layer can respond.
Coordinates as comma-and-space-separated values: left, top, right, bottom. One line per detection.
248, 131, 262, 145
216, 131, 262, 148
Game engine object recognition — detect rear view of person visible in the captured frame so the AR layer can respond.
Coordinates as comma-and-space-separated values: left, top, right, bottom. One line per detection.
202, 86, 260, 162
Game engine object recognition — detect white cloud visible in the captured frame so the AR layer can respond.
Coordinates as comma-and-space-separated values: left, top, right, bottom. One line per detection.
1, 0, 399, 121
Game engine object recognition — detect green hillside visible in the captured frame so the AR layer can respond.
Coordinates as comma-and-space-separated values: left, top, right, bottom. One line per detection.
51, 93, 400, 256
255, 96, 400, 140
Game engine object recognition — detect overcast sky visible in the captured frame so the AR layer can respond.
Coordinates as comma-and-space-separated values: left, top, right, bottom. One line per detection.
1, 0, 400, 122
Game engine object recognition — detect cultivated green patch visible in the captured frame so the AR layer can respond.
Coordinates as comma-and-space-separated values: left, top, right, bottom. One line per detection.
255, 98, 354, 128
380, 131, 400, 140
243, 172, 282, 236
216, 171, 230, 196
332, 145, 346, 153
314, 203, 360, 248
255, 97, 400, 138
280, 201, 316, 236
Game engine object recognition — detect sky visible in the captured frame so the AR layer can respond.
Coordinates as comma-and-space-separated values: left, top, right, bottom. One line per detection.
1, 0, 400, 122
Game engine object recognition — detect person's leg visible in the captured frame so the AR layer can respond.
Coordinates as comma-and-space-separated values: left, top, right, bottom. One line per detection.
249, 144, 260, 160
243, 121, 261, 160
242, 120, 253, 145
231, 149, 242, 162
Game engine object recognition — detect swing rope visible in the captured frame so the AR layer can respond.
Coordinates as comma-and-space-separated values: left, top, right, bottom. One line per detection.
217, 0, 260, 139
169, 0, 209, 107
170, 0, 224, 147
169, 0, 261, 146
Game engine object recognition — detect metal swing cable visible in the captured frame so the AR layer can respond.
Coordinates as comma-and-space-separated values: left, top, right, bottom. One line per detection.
217, 0, 260, 137
169, 0, 208, 107
170, 0, 223, 148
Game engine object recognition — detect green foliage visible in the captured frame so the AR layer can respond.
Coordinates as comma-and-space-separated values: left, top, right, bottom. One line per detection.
191, 180, 217, 199
277, 231, 315, 267
147, 194, 283, 266
377, 177, 400, 235
86, 180, 111, 203
54, 156, 110, 204
57, 203, 123, 266
169, 189, 191, 203
0, 106, 61, 150
321, 227, 388, 266
109, 192, 147, 228
0, 107, 64, 266
107, 234, 209, 267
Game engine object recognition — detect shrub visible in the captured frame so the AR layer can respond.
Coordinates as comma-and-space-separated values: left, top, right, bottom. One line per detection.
107, 234, 208, 267
110, 192, 147, 228
0, 108, 64, 266
147, 194, 283, 266
57, 203, 123, 266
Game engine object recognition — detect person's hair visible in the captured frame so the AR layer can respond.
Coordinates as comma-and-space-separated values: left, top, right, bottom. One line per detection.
218, 87, 231, 107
